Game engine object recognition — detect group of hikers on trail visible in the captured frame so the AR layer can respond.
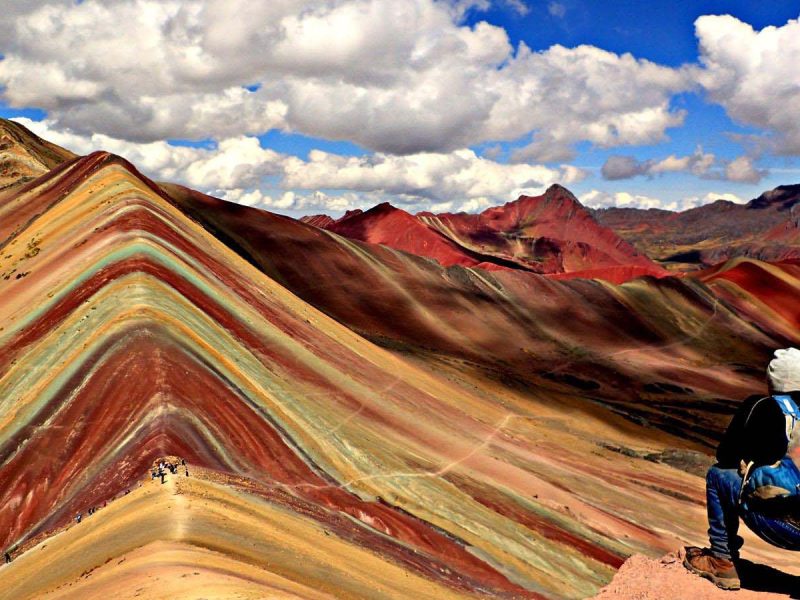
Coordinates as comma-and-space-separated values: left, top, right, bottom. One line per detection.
74, 501, 112, 524
151, 458, 188, 484
684, 346, 800, 590
3, 459, 189, 566
75, 504, 102, 524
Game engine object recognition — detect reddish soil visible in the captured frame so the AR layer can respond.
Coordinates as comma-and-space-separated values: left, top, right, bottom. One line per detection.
299, 214, 335, 228
593, 550, 800, 599
328, 202, 513, 270
309, 185, 665, 282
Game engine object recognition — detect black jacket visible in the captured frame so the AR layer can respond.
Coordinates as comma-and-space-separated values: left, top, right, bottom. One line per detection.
716, 391, 800, 469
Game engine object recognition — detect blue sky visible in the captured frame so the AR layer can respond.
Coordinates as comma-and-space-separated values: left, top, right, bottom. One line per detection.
1, 1, 799, 215
475, 1, 800, 64
461, 0, 800, 208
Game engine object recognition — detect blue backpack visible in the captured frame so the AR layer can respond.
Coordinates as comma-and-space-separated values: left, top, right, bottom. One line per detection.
741, 395, 800, 508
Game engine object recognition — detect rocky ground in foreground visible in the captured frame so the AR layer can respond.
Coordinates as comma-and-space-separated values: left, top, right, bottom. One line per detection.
593, 549, 800, 599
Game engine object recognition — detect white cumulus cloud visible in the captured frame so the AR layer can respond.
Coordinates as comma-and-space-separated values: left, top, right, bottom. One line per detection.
695, 14, 800, 155
222, 189, 362, 212
579, 190, 665, 210
14, 117, 286, 190
600, 148, 766, 184
580, 189, 745, 212
723, 155, 767, 184
14, 117, 587, 213
282, 148, 587, 200
0, 0, 692, 158
680, 192, 745, 208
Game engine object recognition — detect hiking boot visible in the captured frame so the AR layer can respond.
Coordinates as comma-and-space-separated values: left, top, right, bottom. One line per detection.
683, 546, 740, 590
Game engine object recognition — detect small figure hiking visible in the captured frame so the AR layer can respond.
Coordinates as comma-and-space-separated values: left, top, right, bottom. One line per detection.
685, 347, 800, 590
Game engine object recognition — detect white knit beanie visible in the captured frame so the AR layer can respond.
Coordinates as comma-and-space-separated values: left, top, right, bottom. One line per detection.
767, 347, 800, 393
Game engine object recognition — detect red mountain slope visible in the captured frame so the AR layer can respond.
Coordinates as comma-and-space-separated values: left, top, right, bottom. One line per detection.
1, 153, 540, 598
310, 186, 665, 281
420, 185, 664, 277
299, 214, 335, 228
327, 202, 523, 271
697, 258, 800, 337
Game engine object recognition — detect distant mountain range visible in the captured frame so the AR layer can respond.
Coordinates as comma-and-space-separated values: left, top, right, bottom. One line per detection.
303, 184, 800, 283
302, 185, 666, 284
593, 185, 800, 267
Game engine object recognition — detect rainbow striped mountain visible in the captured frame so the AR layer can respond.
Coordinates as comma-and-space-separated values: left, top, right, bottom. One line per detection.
1, 119, 799, 599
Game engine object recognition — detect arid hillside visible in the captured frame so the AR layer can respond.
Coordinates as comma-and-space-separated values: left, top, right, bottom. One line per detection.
593, 185, 800, 268
1, 118, 799, 599
304, 185, 666, 283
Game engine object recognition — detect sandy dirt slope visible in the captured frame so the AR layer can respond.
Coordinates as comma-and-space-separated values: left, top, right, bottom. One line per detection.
1, 468, 468, 600
593, 549, 800, 599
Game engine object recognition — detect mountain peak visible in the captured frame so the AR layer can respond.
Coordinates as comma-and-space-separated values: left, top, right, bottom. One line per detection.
367, 201, 399, 214
331, 202, 416, 233
502, 183, 583, 211
544, 182, 577, 197
299, 214, 335, 228
0, 118, 76, 188
480, 184, 587, 230
335, 208, 364, 223
747, 183, 800, 211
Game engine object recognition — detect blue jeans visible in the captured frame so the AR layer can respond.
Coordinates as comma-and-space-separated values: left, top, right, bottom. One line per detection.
706, 465, 800, 559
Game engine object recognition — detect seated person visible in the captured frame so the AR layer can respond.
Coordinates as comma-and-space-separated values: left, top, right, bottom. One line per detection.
684, 347, 800, 590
